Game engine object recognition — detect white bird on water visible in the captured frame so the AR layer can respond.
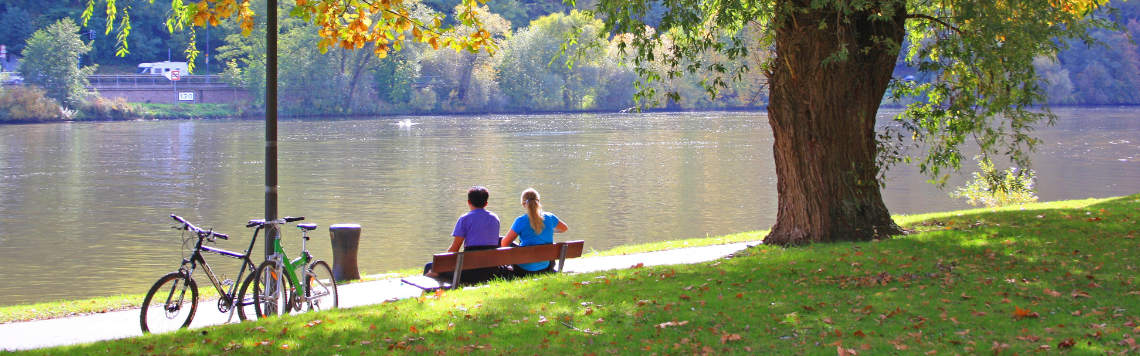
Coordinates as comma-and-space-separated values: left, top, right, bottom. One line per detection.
396, 119, 417, 128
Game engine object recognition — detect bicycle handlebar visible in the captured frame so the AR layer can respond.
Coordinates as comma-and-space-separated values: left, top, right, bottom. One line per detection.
170, 214, 229, 240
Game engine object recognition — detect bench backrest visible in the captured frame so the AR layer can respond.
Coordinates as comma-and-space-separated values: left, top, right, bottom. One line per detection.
430, 240, 585, 273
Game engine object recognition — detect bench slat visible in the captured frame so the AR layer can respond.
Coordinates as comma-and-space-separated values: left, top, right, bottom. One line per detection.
430, 240, 585, 273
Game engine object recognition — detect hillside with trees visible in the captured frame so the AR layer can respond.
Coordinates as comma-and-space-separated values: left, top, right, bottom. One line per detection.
1, 0, 1139, 119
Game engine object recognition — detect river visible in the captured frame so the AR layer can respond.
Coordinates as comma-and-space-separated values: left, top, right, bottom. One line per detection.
0, 108, 1137, 305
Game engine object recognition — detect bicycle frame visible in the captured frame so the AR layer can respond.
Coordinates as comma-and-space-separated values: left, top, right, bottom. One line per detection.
265, 227, 312, 302
178, 224, 264, 317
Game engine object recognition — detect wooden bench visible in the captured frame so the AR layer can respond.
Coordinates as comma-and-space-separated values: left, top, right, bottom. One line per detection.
401, 240, 585, 291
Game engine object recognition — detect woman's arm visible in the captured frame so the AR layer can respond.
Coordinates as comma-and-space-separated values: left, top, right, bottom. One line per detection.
500, 230, 518, 247
554, 220, 568, 233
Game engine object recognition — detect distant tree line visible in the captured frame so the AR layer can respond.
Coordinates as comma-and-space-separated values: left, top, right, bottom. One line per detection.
3, 0, 1140, 120
212, 1, 766, 115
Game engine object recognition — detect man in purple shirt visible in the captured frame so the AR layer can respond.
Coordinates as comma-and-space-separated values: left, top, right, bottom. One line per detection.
424, 186, 501, 281
444, 186, 500, 252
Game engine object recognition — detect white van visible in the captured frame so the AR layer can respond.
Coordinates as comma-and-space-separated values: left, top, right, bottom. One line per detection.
137, 61, 189, 79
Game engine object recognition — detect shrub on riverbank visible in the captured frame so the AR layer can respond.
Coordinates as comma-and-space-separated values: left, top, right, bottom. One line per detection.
0, 86, 64, 122
74, 97, 139, 121
30, 194, 1140, 355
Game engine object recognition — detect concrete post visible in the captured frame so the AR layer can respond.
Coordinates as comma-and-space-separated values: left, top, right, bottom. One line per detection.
328, 224, 362, 281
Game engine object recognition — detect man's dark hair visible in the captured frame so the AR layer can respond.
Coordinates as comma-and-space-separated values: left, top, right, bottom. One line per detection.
468, 186, 490, 208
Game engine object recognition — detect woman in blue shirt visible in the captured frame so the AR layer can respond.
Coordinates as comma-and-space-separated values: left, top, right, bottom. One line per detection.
500, 188, 569, 276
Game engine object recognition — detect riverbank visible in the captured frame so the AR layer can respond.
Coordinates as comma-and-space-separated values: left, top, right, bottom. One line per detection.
15, 194, 1140, 354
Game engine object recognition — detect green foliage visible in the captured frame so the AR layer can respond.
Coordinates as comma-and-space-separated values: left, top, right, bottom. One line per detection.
886, 1, 1115, 184
0, 6, 35, 55
0, 85, 63, 121
130, 103, 240, 119
18, 19, 96, 108
950, 157, 1039, 208
495, 11, 628, 111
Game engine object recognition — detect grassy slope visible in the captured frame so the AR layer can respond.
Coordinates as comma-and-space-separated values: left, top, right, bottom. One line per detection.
20, 194, 1140, 354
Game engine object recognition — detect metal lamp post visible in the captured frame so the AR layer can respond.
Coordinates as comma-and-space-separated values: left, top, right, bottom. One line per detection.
264, 0, 280, 258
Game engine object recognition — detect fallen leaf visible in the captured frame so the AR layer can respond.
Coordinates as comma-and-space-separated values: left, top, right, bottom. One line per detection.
655, 320, 689, 328
720, 333, 743, 344
1014, 306, 1040, 319
837, 345, 858, 356
991, 341, 1010, 353
1058, 338, 1075, 349
1071, 290, 1091, 298
409, 325, 419, 333
1044, 289, 1062, 297
630, 263, 645, 269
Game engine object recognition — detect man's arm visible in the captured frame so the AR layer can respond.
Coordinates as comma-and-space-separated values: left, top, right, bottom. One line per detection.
500, 230, 518, 247
447, 236, 465, 253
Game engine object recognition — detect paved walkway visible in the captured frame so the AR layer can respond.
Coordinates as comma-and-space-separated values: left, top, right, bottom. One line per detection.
0, 241, 758, 351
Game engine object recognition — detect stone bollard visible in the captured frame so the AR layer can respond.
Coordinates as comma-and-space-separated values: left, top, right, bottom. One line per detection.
328, 224, 362, 282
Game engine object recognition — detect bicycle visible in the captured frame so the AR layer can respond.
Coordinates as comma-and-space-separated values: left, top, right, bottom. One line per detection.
250, 219, 338, 318
140, 214, 288, 333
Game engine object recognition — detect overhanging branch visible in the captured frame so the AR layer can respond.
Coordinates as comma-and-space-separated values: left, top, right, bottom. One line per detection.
907, 14, 963, 36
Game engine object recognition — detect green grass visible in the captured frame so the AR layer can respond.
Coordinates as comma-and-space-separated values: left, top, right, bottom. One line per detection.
131, 103, 243, 119
18, 193, 1140, 354
0, 295, 139, 324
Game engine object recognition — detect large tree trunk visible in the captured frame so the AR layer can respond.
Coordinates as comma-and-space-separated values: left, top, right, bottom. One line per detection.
763, 2, 906, 246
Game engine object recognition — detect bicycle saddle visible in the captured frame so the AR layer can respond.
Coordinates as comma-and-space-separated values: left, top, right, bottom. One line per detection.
297, 223, 318, 231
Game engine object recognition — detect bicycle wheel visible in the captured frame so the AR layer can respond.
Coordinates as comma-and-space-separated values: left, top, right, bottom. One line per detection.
236, 270, 259, 321
301, 260, 338, 312
140, 272, 198, 334
252, 260, 293, 318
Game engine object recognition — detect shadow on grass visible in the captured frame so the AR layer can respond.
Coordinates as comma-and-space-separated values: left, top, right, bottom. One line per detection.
45, 195, 1140, 355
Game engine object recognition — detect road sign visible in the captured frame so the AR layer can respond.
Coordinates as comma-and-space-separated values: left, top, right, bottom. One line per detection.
170, 69, 181, 81
0, 45, 6, 60
178, 92, 195, 101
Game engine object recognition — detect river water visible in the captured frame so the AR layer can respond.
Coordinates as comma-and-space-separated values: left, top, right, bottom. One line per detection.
0, 108, 1137, 305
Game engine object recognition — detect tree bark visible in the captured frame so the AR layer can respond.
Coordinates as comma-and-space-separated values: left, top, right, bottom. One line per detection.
763, 2, 906, 246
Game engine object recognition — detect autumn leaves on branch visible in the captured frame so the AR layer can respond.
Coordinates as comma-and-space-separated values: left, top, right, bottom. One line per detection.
84, 0, 498, 68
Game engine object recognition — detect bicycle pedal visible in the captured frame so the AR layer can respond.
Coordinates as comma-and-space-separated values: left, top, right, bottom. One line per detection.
221, 279, 234, 286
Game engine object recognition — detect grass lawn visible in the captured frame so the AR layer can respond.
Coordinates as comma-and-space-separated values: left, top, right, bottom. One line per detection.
17, 194, 1140, 354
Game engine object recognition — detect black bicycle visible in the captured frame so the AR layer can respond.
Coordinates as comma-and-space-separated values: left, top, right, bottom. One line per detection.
139, 214, 300, 333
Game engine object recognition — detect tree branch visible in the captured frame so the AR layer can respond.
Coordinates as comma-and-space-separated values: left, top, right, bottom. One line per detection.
907, 14, 963, 36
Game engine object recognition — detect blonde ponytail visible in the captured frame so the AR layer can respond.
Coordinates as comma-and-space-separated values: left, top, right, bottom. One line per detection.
522, 188, 543, 234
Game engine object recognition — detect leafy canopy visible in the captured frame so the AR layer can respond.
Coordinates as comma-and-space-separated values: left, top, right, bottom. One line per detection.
589, 0, 1116, 182
19, 19, 96, 108
81, 0, 499, 71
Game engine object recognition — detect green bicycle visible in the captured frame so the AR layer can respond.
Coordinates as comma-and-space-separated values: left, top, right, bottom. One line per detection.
250, 218, 338, 317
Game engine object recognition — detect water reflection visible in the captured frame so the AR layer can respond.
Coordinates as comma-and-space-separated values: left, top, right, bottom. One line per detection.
0, 108, 1137, 305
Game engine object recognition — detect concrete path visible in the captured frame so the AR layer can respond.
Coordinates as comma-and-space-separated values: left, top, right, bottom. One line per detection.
0, 241, 758, 351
